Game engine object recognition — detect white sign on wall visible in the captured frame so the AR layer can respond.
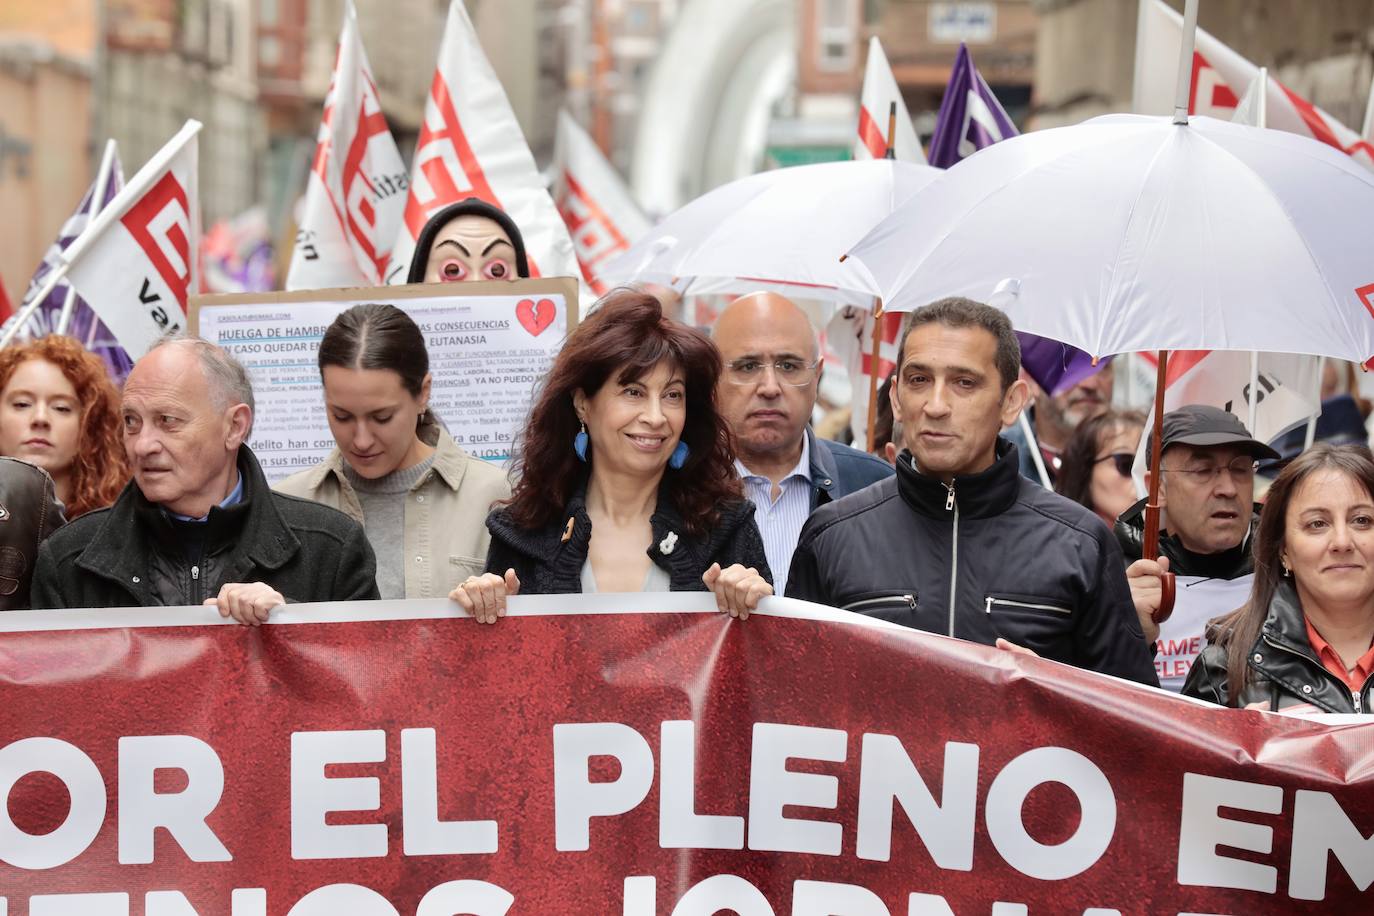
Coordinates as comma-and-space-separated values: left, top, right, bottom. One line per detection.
929, 2, 996, 44
191, 279, 578, 482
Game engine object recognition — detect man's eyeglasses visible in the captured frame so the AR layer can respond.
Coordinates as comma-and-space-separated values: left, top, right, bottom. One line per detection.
1160, 457, 1258, 486
1094, 453, 1135, 478
725, 358, 821, 387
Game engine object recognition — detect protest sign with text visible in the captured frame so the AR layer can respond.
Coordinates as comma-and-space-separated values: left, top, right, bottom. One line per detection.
1, 596, 1371, 913
190, 278, 577, 481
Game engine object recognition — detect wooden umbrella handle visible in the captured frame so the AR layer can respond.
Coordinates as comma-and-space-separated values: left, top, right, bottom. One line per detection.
1152, 572, 1177, 624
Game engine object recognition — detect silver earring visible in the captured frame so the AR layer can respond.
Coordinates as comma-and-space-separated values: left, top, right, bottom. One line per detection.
1281, 563, 1292, 578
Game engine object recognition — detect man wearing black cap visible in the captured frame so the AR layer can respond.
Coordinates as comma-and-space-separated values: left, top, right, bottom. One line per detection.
1117, 404, 1280, 689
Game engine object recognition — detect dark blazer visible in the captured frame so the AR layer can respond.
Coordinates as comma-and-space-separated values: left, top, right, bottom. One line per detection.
807, 428, 894, 511
0, 457, 65, 610
485, 486, 771, 594
31, 445, 379, 608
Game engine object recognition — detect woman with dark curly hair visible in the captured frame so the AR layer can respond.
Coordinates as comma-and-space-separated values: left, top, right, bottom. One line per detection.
450, 290, 772, 621
0, 335, 128, 518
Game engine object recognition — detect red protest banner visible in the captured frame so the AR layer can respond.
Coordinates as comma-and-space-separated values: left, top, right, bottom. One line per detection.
0, 595, 1371, 914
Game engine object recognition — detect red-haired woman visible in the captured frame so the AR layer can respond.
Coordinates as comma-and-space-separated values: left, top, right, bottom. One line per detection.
0, 335, 128, 518
450, 290, 772, 621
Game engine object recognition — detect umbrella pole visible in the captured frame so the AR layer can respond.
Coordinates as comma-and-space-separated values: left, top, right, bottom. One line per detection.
1172, 0, 1202, 125
866, 301, 884, 454
1144, 349, 1176, 623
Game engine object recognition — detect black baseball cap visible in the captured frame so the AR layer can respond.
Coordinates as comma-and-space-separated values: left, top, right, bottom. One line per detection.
1155, 404, 1280, 463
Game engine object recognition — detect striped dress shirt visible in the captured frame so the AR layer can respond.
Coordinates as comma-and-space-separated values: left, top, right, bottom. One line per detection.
735, 436, 812, 597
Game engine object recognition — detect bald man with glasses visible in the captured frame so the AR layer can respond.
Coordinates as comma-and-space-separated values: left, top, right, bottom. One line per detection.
1118, 404, 1280, 689
713, 293, 892, 595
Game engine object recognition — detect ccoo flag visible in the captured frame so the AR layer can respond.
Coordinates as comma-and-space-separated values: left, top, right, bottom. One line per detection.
1134, 0, 1374, 168
12, 144, 133, 379
552, 110, 650, 295
62, 122, 200, 359
287, 2, 409, 290
854, 37, 925, 163
387, 0, 578, 285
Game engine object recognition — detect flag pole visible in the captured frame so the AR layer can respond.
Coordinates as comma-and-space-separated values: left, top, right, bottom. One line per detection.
1303, 355, 1326, 451
1247, 350, 1260, 433
1171, 0, 1201, 125
865, 104, 900, 454
55, 139, 118, 337
1018, 410, 1053, 489
1362, 69, 1374, 141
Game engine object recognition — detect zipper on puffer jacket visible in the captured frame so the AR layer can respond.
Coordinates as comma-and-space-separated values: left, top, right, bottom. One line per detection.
985, 596, 1072, 615
844, 594, 916, 612
947, 481, 958, 638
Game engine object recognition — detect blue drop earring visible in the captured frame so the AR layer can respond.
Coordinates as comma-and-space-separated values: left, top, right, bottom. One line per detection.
669, 440, 689, 469
574, 422, 589, 462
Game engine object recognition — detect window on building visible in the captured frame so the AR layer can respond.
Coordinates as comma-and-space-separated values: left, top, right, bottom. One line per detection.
816, 0, 856, 73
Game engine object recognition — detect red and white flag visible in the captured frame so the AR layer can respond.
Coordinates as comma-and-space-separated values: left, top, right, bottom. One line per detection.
854, 37, 926, 163
1134, 0, 1374, 168
61, 121, 200, 359
827, 305, 904, 450
287, 3, 407, 290
387, 0, 578, 284
552, 109, 649, 295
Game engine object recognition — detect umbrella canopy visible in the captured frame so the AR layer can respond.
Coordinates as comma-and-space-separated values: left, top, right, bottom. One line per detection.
847, 113, 1374, 366
602, 159, 941, 304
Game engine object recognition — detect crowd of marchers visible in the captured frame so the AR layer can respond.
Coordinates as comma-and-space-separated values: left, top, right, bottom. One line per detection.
1, 199, 1371, 717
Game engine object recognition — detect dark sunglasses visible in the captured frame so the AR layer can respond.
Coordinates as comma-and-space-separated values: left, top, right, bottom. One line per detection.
1094, 452, 1135, 478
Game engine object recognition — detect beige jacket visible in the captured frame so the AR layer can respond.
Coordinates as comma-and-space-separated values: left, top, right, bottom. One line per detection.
275, 427, 510, 597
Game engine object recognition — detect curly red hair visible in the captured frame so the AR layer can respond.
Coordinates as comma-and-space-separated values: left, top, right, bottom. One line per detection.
504, 290, 742, 539
0, 336, 129, 517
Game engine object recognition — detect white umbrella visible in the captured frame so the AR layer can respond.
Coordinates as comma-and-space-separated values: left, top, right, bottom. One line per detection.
602, 159, 941, 304
847, 112, 1374, 366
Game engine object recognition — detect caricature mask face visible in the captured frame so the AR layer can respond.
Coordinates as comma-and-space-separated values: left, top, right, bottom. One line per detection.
422, 214, 518, 283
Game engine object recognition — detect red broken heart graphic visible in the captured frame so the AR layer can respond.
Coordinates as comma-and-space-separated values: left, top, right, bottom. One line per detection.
516, 298, 556, 337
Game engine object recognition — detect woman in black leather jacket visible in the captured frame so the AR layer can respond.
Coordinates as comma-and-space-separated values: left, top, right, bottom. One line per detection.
450, 290, 771, 621
1183, 444, 1374, 714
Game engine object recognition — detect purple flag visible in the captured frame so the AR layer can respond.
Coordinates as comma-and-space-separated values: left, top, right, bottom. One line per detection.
11, 150, 134, 382
1016, 333, 1112, 396
927, 43, 1020, 169
929, 45, 1107, 394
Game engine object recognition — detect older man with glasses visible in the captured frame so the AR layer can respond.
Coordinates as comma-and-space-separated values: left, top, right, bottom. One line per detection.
712, 293, 892, 595
1118, 404, 1280, 689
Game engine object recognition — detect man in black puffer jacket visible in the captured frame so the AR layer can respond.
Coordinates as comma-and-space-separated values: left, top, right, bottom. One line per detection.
787, 298, 1158, 686
32, 336, 378, 615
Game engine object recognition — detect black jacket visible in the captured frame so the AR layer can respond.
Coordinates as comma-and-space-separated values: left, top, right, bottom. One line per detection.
0, 457, 65, 610
787, 439, 1159, 685
806, 428, 894, 511
31, 446, 379, 608
485, 487, 771, 593
1114, 496, 1258, 578
1182, 581, 1372, 713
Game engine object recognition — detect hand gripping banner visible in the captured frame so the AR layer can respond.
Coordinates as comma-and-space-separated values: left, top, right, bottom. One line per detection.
1, 595, 1371, 913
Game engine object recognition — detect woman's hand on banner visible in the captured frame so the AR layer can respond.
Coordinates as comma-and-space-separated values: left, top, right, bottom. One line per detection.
451, 569, 521, 624
995, 638, 1040, 658
703, 563, 772, 620
206, 582, 286, 626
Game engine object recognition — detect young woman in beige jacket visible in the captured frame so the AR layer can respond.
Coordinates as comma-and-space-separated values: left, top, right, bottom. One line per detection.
275, 304, 510, 599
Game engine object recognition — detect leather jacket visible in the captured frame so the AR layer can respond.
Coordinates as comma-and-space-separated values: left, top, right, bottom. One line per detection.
0, 457, 65, 610
1182, 581, 1374, 714
787, 439, 1158, 685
